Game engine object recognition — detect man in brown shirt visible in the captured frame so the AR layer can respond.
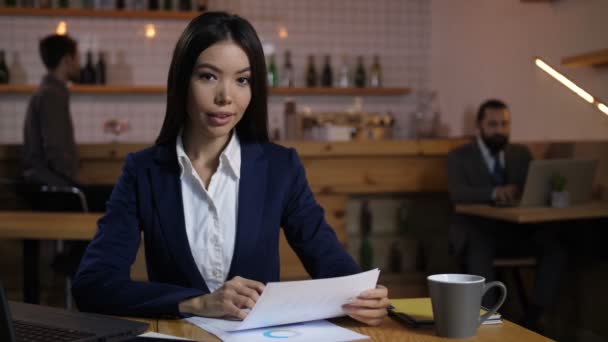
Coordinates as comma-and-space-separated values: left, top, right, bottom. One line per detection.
23, 34, 80, 186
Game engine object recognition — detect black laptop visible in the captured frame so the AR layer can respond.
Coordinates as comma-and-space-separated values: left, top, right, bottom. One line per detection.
1, 279, 148, 342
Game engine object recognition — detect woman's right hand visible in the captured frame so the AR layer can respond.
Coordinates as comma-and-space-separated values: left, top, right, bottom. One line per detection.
178, 276, 265, 320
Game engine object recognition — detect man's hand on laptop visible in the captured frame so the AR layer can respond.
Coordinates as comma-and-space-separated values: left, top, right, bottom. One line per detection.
178, 276, 265, 320
342, 285, 390, 326
495, 184, 520, 204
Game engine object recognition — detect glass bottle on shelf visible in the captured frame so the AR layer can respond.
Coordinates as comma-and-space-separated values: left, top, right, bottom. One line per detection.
281, 50, 294, 87
178, 0, 191, 11
0, 50, 10, 84
305, 55, 317, 87
369, 55, 382, 87
149, 0, 159, 10
354, 55, 366, 88
321, 55, 333, 87
267, 54, 278, 88
115, 0, 125, 10
81, 51, 96, 84
338, 54, 350, 88
5, 0, 17, 8
58, 0, 70, 8
163, 0, 173, 10
95, 51, 106, 85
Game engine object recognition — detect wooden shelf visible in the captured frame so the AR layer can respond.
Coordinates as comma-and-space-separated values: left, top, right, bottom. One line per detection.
0, 85, 411, 96
562, 48, 608, 67
270, 87, 411, 96
0, 7, 199, 20
0, 84, 164, 94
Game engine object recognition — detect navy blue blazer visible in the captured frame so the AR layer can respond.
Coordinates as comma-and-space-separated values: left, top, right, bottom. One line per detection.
72, 141, 360, 317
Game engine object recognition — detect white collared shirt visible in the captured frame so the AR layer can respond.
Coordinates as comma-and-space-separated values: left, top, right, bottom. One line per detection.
477, 136, 505, 200
176, 132, 241, 292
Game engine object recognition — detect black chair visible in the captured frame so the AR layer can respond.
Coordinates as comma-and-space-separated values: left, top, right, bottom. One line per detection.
6, 178, 90, 310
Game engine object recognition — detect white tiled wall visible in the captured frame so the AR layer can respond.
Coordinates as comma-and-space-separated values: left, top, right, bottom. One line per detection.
0, 0, 431, 143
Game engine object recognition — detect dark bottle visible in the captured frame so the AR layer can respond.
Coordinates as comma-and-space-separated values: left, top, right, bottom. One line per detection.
197, 0, 207, 11
163, 0, 173, 10
95, 52, 106, 85
0, 50, 10, 84
267, 54, 278, 87
5, 0, 17, 7
359, 200, 373, 270
354, 56, 366, 88
305, 55, 317, 87
81, 51, 96, 84
281, 50, 294, 87
321, 55, 333, 87
116, 0, 125, 10
178, 0, 191, 11
369, 55, 382, 87
58, 0, 70, 8
149, 0, 159, 10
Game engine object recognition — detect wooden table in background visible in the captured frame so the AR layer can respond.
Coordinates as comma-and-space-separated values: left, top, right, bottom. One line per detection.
454, 202, 608, 224
153, 316, 552, 342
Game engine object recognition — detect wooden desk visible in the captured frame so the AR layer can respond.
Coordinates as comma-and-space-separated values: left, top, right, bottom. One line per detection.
0, 211, 100, 240
154, 315, 552, 341
454, 202, 608, 224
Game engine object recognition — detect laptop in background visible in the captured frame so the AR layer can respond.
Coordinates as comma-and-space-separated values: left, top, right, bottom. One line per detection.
517, 159, 598, 207
1, 279, 148, 342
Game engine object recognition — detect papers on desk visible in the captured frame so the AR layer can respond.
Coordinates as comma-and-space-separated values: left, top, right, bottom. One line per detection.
186, 269, 379, 340
138, 332, 195, 340
189, 319, 368, 342
188, 269, 379, 332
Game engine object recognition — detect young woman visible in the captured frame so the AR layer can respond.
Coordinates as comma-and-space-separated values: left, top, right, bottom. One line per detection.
72, 11, 389, 326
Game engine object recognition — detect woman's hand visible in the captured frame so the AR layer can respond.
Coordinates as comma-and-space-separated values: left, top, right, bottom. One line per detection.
179, 276, 265, 320
343, 285, 389, 326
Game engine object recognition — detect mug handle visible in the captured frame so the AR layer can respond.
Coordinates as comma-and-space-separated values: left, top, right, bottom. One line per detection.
479, 281, 507, 325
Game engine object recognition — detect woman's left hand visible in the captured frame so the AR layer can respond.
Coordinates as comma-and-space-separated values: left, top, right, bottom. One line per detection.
343, 285, 390, 326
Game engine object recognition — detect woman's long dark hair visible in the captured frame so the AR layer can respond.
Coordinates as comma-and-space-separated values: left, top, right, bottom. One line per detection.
156, 11, 269, 145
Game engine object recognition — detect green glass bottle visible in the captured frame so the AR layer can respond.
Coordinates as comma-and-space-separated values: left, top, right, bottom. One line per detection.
354, 55, 366, 88
267, 54, 278, 87
163, 0, 173, 10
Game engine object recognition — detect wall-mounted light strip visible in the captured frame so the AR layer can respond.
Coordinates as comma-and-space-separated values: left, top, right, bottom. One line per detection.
534, 57, 607, 116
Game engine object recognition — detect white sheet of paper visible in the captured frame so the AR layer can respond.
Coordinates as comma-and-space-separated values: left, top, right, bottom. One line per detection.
186, 269, 380, 332
138, 331, 194, 340
190, 319, 368, 342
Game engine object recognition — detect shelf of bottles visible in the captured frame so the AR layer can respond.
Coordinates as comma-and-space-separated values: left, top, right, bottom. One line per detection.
0, 84, 411, 96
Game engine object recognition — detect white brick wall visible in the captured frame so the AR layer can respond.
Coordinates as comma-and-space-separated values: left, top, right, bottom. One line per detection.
0, 0, 431, 143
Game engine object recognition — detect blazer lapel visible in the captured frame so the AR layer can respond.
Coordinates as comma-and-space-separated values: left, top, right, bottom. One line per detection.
150, 144, 207, 291
228, 143, 267, 279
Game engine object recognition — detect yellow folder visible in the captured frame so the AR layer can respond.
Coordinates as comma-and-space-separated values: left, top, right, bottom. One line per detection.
389, 298, 501, 328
